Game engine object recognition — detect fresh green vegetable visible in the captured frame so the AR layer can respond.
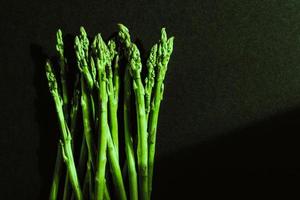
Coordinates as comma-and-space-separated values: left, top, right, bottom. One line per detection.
46, 60, 83, 200
45, 24, 174, 200
147, 28, 174, 200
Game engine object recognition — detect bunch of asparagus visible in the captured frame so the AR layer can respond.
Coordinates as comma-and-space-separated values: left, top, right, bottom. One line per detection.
46, 24, 174, 200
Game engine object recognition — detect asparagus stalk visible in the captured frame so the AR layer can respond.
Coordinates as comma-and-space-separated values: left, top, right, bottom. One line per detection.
118, 24, 149, 200
106, 125, 127, 200
145, 44, 158, 121
56, 29, 69, 120
49, 29, 70, 200
98, 35, 127, 200
81, 75, 95, 163
124, 63, 138, 200
148, 28, 174, 199
75, 33, 95, 169
107, 39, 120, 159
93, 33, 109, 200
49, 145, 63, 200
63, 77, 80, 200
45, 60, 83, 200
75, 30, 94, 91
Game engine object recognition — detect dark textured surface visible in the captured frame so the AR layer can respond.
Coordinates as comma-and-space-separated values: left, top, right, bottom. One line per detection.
1, 0, 300, 199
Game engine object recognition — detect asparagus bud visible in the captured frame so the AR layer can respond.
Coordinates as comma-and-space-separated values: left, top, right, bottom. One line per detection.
145, 44, 157, 120
79, 26, 89, 58
117, 23, 131, 48
75, 35, 94, 90
45, 60, 59, 96
56, 29, 64, 59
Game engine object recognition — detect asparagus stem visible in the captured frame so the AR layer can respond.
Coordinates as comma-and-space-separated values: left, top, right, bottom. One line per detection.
148, 29, 174, 199
63, 76, 80, 200
107, 125, 127, 200
118, 24, 148, 200
145, 44, 157, 121
82, 161, 94, 200
81, 75, 95, 168
56, 29, 69, 121
113, 55, 120, 105
124, 64, 138, 200
46, 61, 83, 200
107, 40, 119, 159
104, 182, 111, 200
49, 145, 63, 200
49, 29, 70, 200
93, 34, 109, 200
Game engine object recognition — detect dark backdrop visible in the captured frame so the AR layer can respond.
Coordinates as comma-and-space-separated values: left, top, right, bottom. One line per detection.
1, 0, 300, 199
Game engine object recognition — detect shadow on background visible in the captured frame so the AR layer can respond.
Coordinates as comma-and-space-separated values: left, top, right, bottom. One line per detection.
152, 108, 300, 199
30, 44, 59, 199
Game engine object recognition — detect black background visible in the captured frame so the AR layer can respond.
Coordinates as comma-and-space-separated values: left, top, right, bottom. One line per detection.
1, 0, 300, 199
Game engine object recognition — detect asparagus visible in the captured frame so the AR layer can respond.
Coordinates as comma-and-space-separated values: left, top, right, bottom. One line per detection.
118, 24, 149, 200
75, 33, 95, 169
56, 29, 69, 120
45, 60, 83, 200
145, 44, 158, 121
106, 125, 127, 200
49, 29, 70, 200
93, 33, 109, 200
49, 145, 63, 200
47, 24, 174, 200
63, 77, 80, 200
148, 28, 174, 199
124, 63, 138, 200
74, 28, 97, 200
107, 39, 120, 159
75, 30, 94, 91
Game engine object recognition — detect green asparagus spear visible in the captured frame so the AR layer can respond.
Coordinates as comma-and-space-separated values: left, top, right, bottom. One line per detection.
45, 60, 83, 200
49, 145, 63, 200
63, 76, 80, 200
145, 44, 158, 121
75, 35, 94, 91
75, 31, 95, 169
107, 39, 120, 159
118, 23, 149, 200
124, 62, 138, 200
148, 28, 174, 199
93, 33, 109, 200
56, 29, 69, 120
49, 29, 70, 200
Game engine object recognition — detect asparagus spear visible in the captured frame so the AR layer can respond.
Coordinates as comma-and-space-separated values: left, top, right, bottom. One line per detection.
118, 23, 149, 200
124, 62, 138, 200
93, 33, 109, 200
45, 60, 83, 200
49, 145, 63, 200
49, 29, 70, 200
62, 76, 80, 200
75, 31, 94, 91
107, 39, 120, 159
75, 34, 95, 170
56, 29, 69, 120
106, 125, 127, 200
145, 44, 158, 121
148, 28, 174, 199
